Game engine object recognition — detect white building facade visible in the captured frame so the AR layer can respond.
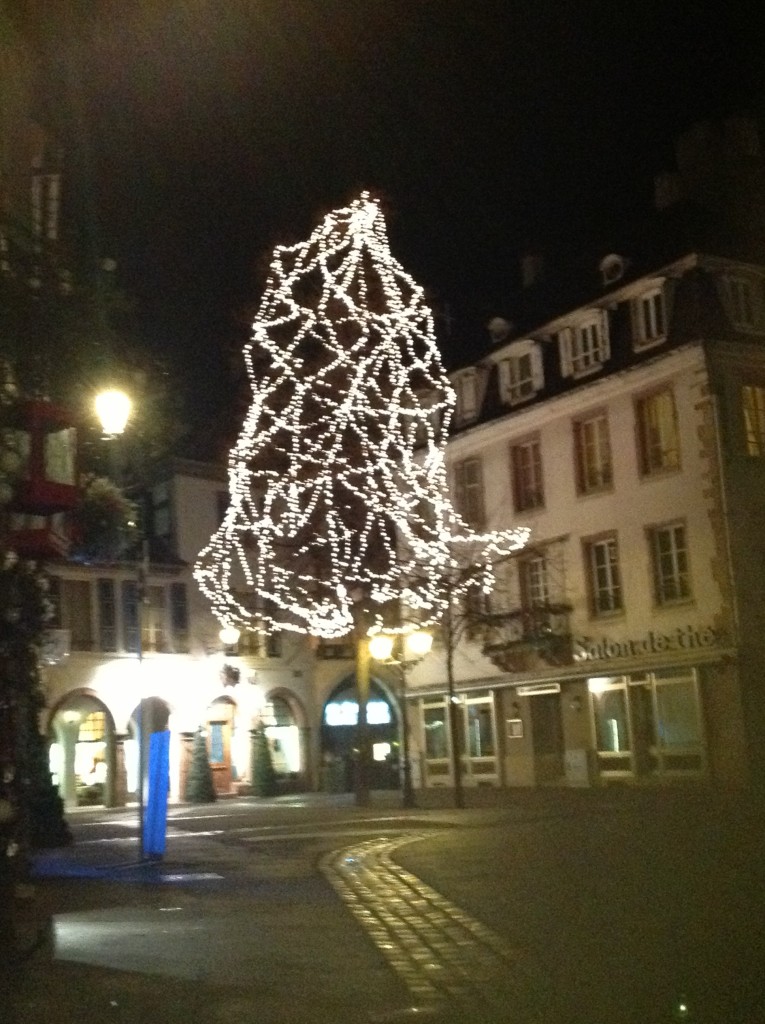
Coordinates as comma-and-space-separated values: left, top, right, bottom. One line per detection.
405, 253, 765, 792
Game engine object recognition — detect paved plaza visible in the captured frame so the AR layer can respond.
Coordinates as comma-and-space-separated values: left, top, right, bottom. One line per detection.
3, 788, 764, 1024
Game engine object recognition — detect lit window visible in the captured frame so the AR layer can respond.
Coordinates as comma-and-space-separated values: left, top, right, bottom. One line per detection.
453, 457, 486, 529
633, 286, 667, 349
636, 387, 680, 475
560, 311, 610, 378
498, 342, 543, 405
574, 412, 612, 493
742, 384, 765, 456
585, 535, 623, 616
510, 437, 544, 512
649, 522, 691, 605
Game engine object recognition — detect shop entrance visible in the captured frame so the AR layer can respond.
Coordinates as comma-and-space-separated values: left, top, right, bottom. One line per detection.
529, 692, 565, 783
49, 695, 115, 808
321, 677, 398, 791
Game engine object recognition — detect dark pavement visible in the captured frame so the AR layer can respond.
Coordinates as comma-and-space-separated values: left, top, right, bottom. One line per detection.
3, 787, 764, 1024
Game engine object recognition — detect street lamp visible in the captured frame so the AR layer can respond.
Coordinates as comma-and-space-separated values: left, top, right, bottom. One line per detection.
369, 629, 432, 809
94, 389, 149, 858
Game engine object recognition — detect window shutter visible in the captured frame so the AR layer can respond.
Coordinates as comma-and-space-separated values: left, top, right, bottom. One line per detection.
599, 309, 611, 362
498, 359, 511, 402
530, 344, 544, 390
559, 328, 573, 377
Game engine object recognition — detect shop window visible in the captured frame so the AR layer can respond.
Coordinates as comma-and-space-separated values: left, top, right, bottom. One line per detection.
79, 711, 106, 742
466, 700, 495, 757
635, 386, 680, 476
510, 436, 544, 512
655, 678, 703, 768
741, 384, 765, 456
423, 702, 449, 760
649, 522, 691, 605
592, 686, 631, 757
574, 411, 612, 493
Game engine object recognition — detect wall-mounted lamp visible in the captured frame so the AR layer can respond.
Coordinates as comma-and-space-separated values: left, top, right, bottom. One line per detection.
510, 701, 521, 717
570, 695, 583, 712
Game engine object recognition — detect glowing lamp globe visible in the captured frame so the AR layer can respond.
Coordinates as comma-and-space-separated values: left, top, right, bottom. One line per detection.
95, 389, 132, 436
405, 631, 433, 657
219, 624, 241, 647
368, 634, 394, 661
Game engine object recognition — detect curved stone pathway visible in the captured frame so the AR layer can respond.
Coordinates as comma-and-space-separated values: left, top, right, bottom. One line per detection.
320, 833, 548, 1022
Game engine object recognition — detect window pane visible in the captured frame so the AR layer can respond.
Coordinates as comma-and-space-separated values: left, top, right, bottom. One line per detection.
466, 703, 495, 757
589, 537, 622, 614
424, 705, 448, 759
652, 524, 690, 603
593, 689, 630, 753
655, 681, 701, 749
97, 579, 117, 652
576, 413, 612, 492
638, 389, 679, 474
170, 582, 189, 653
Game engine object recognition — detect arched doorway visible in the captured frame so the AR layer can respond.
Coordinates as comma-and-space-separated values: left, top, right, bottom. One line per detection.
321, 676, 399, 791
261, 692, 307, 792
127, 696, 170, 801
49, 694, 116, 808
206, 695, 236, 796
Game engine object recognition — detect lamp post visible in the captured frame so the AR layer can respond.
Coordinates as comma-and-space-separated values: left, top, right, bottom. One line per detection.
369, 629, 432, 809
94, 389, 149, 858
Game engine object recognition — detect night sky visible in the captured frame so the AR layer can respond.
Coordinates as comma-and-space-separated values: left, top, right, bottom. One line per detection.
52, 0, 765, 443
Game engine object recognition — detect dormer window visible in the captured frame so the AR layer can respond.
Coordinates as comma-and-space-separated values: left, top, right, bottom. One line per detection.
632, 284, 667, 350
720, 274, 764, 331
498, 340, 543, 405
454, 368, 479, 422
559, 310, 610, 378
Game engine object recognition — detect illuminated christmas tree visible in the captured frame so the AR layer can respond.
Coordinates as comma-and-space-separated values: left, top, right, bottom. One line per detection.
195, 193, 527, 639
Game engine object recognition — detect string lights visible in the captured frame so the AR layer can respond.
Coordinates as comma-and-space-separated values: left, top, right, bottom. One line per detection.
194, 193, 528, 638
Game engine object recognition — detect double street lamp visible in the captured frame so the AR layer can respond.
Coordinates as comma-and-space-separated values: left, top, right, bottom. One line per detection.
368, 629, 432, 809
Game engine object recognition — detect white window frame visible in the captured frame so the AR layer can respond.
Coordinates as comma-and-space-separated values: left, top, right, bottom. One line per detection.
498, 340, 544, 405
520, 554, 550, 608
632, 283, 667, 350
510, 436, 544, 512
635, 386, 680, 476
585, 535, 623, 616
453, 456, 486, 529
574, 411, 613, 493
559, 310, 610, 378
649, 521, 691, 605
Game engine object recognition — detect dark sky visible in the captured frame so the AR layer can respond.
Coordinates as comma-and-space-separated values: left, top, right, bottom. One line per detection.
52, 0, 765, 439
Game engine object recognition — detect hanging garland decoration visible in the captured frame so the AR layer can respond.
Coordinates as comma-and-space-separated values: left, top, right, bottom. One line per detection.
195, 193, 528, 638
